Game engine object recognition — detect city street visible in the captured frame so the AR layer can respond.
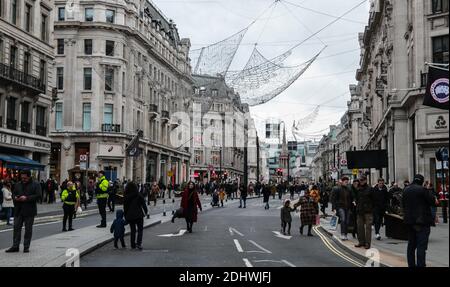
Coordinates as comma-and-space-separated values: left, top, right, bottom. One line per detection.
82, 197, 361, 267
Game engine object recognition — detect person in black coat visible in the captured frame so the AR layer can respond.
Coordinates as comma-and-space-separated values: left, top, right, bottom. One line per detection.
372, 178, 389, 240
238, 183, 248, 208
402, 174, 435, 267
262, 184, 271, 209
123, 182, 148, 250
5, 170, 42, 253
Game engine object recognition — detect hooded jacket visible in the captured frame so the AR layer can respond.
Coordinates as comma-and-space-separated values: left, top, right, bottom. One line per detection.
110, 210, 127, 238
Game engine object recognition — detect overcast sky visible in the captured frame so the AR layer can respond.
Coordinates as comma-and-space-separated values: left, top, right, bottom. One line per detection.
152, 0, 371, 142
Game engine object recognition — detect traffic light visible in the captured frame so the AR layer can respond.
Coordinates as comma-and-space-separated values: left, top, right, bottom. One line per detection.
276, 168, 283, 176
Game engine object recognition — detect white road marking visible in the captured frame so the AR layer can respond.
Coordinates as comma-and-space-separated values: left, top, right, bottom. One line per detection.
158, 229, 187, 237
234, 239, 244, 253
204, 226, 208, 231
243, 258, 253, 267
248, 240, 272, 254
281, 260, 296, 267
272, 231, 292, 240
229, 227, 244, 237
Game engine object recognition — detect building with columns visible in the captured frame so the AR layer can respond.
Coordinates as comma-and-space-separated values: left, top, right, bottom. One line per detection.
0, 0, 54, 181
49, 0, 192, 184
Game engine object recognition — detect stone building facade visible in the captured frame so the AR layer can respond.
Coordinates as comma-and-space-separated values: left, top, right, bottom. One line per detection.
50, 0, 192, 184
0, 0, 54, 180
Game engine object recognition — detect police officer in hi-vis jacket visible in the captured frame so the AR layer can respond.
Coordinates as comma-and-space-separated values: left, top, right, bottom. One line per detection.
96, 171, 110, 228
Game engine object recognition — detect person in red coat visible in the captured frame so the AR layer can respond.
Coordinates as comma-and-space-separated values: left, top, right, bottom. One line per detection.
181, 181, 202, 233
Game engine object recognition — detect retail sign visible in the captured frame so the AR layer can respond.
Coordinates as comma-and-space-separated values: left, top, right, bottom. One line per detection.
426, 113, 449, 133
352, 169, 359, 175
99, 144, 124, 158
0, 131, 50, 152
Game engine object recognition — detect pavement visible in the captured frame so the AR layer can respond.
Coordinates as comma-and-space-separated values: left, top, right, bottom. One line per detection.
319, 210, 449, 267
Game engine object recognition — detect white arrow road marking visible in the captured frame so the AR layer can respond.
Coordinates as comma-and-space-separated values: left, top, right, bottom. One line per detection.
229, 227, 244, 237
253, 260, 296, 267
248, 240, 272, 254
243, 258, 253, 267
234, 239, 244, 253
158, 229, 187, 237
273, 231, 292, 240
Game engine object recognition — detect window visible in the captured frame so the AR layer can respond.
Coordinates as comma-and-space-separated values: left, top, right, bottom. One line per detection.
11, 0, 17, 25
36, 106, 46, 136
58, 7, 65, 21
10, 46, 17, 68
432, 0, 449, 13
25, 4, 32, 32
105, 67, 114, 91
23, 52, 30, 75
7, 97, 17, 127
21, 101, 30, 126
105, 40, 114, 56
194, 150, 203, 164
83, 68, 92, 90
57, 67, 64, 90
432, 35, 449, 64
82, 103, 91, 131
106, 9, 115, 23
84, 39, 93, 55
104, 104, 113, 125
55, 103, 63, 131
85, 8, 93, 21
211, 150, 220, 165
41, 13, 48, 41
57, 39, 64, 55
39, 59, 46, 84
122, 72, 126, 95
0, 39, 3, 63
0, 0, 3, 18
212, 90, 218, 97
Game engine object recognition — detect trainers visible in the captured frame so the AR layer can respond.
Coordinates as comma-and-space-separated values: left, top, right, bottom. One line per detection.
376, 234, 381, 240
340, 235, 347, 241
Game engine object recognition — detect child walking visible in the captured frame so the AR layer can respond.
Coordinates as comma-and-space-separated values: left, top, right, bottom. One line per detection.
280, 199, 295, 235
219, 186, 226, 207
110, 210, 128, 249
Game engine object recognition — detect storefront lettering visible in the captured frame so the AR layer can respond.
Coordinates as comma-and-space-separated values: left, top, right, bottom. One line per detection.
34, 141, 51, 149
0, 132, 50, 151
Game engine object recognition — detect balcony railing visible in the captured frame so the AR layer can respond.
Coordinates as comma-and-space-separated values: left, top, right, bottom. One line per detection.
36, 125, 47, 136
162, 110, 170, 119
21, 122, 31, 133
0, 63, 46, 95
149, 104, 158, 113
102, 124, 121, 133
6, 119, 17, 130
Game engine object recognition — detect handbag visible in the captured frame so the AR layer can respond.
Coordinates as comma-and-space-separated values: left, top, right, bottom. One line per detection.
329, 215, 339, 231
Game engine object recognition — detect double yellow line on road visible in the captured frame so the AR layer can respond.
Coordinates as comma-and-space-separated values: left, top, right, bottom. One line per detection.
313, 226, 364, 267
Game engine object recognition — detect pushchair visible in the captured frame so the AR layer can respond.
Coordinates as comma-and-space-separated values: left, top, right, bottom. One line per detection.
211, 191, 220, 207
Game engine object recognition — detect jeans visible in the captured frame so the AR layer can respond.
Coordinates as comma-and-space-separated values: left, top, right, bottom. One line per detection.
13, 215, 35, 249
357, 213, 373, 246
97, 198, 107, 226
373, 209, 385, 234
3, 207, 13, 224
337, 208, 351, 235
407, 225, 431, 267
431, 206, 437, 223
128, 217, 144, 248
239, 197, 247, 208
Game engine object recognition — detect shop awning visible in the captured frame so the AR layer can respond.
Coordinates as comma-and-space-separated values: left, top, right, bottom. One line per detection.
0, 154, 45, 171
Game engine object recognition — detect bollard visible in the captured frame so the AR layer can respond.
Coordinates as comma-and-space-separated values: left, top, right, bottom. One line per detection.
163, 199, 166, 216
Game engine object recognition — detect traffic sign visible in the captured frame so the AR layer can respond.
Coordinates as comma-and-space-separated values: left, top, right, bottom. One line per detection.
340, 159, 347, 166
80, 154, 87, 162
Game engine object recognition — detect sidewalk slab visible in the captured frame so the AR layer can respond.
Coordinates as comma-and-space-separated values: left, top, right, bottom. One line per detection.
319, 216, 449, 267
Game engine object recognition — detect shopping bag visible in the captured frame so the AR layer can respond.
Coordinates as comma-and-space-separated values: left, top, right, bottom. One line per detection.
315, 214, 321, 226
76, 206, 83, 215
329, 215, 338, 231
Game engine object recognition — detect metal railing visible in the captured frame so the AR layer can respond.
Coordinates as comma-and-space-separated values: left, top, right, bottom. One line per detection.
6, 119, 17, 130
21, 122, 31, 133
102, 124, 121, 133
0, 63, 46, 94
36, 125, 47, 136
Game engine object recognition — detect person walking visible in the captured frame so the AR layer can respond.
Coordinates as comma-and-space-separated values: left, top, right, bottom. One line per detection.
181, 181, 202, 233
238, 183, 248, 208
107, 181, 118, 212
110, 209, 127, 249
5, 170, 42, 253
372, 178, 389, 240
150, 183, 159, 206
2, 182, 14, 225
263, 183, 271, 209
95, 171, 110, 228
123, 182, 148, 250
218, 185, 226, 207
402, 174, 435, 267
319, 185, 330, 218
331, 177, 353, 241
354, 176, 374, 249
280, 199, 295, 235
61, 181, 80, 232
426, 182, 439, 226
294, 190, 317, 236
